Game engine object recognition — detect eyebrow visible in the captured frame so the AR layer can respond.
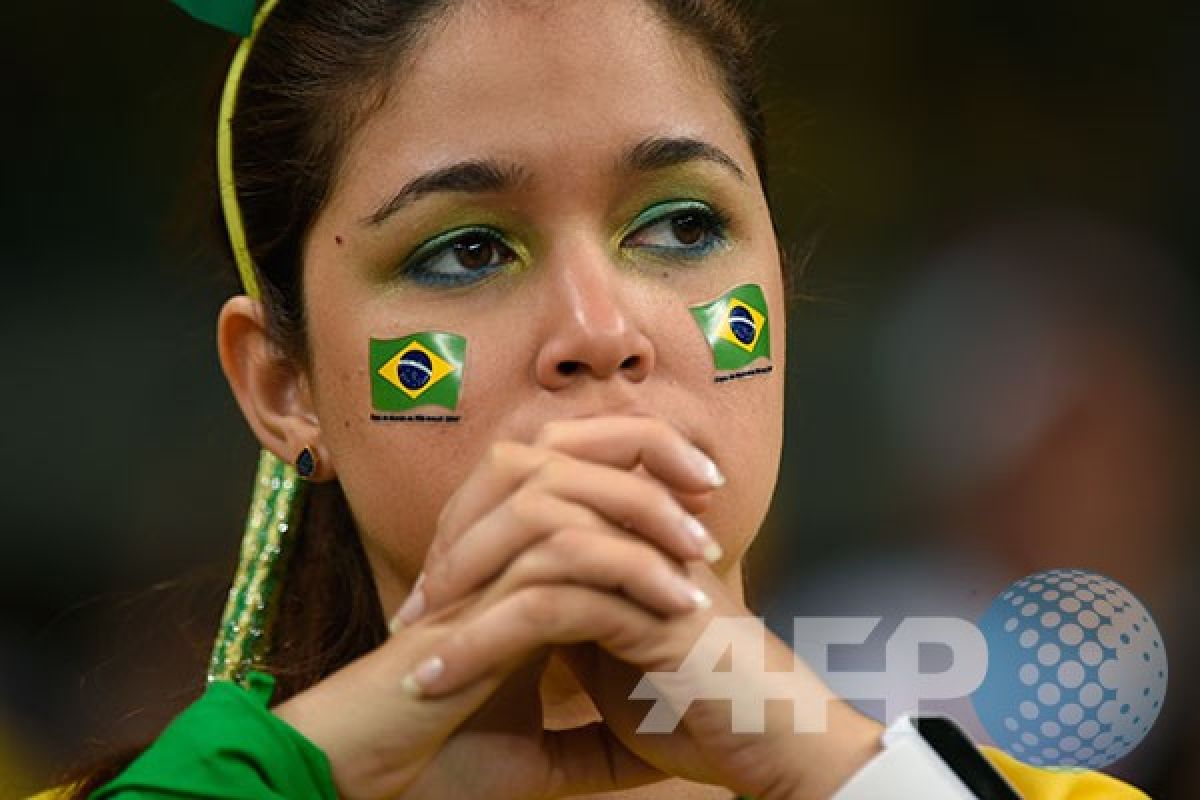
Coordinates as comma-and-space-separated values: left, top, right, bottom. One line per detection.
621, 135, 746, 184
363, 135, 745, 227
364, 160, 527, 227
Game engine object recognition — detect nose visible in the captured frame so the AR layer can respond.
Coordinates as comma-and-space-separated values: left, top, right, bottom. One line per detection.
533, 249, 655, 390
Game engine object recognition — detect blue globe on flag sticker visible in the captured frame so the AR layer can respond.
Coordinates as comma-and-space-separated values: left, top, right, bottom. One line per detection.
972, 569, 1167, 768
398, 348, 433, 391
728, 304, 757, 347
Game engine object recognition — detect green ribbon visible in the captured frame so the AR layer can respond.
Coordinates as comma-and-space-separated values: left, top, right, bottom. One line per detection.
171, 0, 258, 36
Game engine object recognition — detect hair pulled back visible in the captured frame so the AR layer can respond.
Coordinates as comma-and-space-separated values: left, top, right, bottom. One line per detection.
67, 1, 772, 793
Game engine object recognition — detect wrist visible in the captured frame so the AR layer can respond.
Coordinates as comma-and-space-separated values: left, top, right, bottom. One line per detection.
759, 700, 883, 800
273, 682, 402, 800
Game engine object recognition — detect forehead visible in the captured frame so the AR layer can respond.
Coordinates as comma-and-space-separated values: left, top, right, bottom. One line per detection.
335, 0, 753, 202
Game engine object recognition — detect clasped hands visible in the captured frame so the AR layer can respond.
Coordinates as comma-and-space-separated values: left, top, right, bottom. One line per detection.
274, 416, 882, 800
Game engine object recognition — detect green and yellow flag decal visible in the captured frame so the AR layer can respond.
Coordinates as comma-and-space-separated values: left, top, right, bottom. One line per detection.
371, 333, 466, 412
689, 283, 771, 372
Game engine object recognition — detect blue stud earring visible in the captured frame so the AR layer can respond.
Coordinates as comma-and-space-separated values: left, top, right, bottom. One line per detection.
295, 446, 317, 479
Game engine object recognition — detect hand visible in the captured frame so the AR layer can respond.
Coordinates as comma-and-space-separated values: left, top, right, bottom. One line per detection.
272, 415, 724, 800
405, 416, 883, 800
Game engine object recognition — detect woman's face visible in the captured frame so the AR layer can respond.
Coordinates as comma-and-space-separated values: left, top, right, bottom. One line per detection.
301, 0, 785, 610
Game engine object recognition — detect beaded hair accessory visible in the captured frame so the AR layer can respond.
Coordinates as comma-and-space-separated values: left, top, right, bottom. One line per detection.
172, 0, 298, 686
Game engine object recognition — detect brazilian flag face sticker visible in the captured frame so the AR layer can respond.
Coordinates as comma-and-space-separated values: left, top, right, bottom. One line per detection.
371, 333, 466, 412
689, 284, 772, 374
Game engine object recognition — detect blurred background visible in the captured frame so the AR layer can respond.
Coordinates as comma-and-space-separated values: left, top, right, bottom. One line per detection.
1, 0, 1197, 796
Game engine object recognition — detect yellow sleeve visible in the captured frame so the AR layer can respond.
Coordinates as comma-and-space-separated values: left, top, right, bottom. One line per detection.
982, 746, 1152, 799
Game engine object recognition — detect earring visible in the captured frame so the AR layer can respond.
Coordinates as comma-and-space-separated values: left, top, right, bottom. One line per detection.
295, 446, 318, 479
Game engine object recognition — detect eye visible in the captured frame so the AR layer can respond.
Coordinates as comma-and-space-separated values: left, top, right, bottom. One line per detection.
622, 200, 729, 259
402, 226, 518, 287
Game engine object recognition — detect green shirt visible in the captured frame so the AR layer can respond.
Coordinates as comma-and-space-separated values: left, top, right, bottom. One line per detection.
91, 673, 336, 799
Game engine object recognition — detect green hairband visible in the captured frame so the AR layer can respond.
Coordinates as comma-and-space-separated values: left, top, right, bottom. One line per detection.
172, 0, 259, 36
171, 0, 299, 687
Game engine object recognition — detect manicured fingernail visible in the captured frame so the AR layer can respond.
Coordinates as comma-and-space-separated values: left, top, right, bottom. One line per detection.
394, 574, 427, 627
402, 655, 444, 697
690, 447, 725, 487
682, 515, 723, 564
665, 572, 707, 611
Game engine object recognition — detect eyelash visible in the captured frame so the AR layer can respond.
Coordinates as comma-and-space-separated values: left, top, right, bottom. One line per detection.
400, 226, 517, 288
399, 201, 730, 287
621, 200, 731, 261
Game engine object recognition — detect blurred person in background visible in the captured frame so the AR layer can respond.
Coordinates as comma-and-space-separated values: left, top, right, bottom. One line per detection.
765, 210, 1199, 795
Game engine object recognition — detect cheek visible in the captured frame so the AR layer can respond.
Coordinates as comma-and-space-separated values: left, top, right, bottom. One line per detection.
310, 324, 511, 576
700, 363, 785, 556
331, 419, 470, 573
684, 271, 787, 556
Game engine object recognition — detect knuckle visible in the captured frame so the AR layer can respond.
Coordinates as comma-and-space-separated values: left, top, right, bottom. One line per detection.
515, 586, 561, 630
538, 529, 589, 570
506, 486, 545, 526
537, 418, 572, 448
532, 451, 571, 484
486, 440, 525, 474
510, 545, 557, 582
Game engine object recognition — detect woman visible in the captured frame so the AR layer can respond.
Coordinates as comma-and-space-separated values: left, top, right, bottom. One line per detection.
57, 0, 1147, 797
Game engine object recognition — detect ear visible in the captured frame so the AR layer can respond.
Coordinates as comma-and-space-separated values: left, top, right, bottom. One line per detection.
217, 295, 334, 481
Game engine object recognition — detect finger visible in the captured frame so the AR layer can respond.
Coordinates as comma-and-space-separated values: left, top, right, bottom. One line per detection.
535, 416, 724, 493
521, 456, 720, 562
482, 527, 712, 617
674, 488, 713, 517
419, 469, 718, 620
420, 492, 601, 620
437, 416, 722, 551
400, 584, 696, 697
637, 462, 713, 517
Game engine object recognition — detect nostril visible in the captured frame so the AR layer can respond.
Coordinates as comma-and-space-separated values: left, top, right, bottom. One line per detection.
557, 361, 581, 376
620, 355, 640, 370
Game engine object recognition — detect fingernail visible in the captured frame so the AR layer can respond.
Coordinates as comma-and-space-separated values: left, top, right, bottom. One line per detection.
666, 572, 713, 611
402, 655, 444, 697
394, 574, 427, 627
691, 447, 725, 487
682, 515, 723, 564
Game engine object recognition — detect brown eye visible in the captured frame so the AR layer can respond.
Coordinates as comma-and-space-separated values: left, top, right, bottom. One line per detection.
671, 213, 706, 246
453, 235, 499, 270
622, 201, 727, 258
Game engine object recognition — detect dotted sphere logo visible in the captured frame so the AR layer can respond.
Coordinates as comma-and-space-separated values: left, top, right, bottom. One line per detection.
972, 569, 1167, 768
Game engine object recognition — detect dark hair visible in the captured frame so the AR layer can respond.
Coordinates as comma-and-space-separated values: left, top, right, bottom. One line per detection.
65, 0, 775, 794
